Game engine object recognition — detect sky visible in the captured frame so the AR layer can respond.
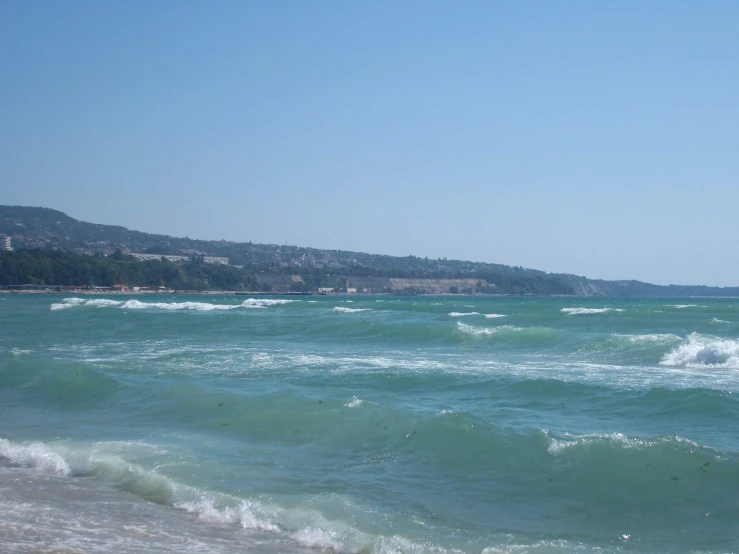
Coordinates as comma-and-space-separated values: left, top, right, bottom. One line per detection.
1, 1, 737, 286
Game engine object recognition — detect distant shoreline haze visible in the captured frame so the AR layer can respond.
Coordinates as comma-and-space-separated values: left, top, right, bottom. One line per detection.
1, 205, 738, 296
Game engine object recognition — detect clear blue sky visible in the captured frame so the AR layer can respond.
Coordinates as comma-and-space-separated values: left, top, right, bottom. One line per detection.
1, 1, 737, 286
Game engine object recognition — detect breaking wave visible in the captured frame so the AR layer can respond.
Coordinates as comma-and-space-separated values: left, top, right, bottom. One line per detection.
86, 298, 126, 308
457, 322, 501, 336
561, 307, 624, 315
0, 438, 71, 475
660, 333, 739, 368
448, 312, 479, 317
614, 333, 682, 344
50, 298, 293, 312
0, 437, 449, 554
456, 322, 534, 337
49, 297, 87, 310
484, 313, 506, 319
332, 307, 371, 313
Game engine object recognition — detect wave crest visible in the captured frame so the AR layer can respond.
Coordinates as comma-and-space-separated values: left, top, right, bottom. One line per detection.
561, 307, 624, 315
50, 298, 294, 312
456, 322, 526, 337
660, 333, 739, 368
0, 438, 71, 475
614, 333, 681, 344
0, 437, 452, 554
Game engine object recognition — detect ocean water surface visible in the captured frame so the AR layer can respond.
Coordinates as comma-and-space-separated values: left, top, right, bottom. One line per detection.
1, 295, 738, 553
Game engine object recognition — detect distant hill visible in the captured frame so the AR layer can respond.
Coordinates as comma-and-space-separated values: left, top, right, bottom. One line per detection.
1, 205, 738, 296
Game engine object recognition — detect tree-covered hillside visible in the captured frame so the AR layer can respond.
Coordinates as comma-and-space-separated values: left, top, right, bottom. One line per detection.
2, 205, 737, 296
0, 250, 263, 291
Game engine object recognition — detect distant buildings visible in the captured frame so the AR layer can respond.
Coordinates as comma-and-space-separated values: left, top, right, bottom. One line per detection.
3, 236, 11, 251
129, 253, 229, 265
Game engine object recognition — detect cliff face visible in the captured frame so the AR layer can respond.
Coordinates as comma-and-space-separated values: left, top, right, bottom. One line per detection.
567, 280, 610, 296
388, 278, 489, 294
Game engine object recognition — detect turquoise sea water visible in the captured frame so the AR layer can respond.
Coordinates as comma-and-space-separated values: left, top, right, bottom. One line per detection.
1, 294, 738, 553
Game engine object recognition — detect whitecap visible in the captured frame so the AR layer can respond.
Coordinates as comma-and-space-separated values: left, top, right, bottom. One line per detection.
712, 318, 731, 324
448, 312, 479, 317
344, 396, 364, 408
240, 298, 294, 308
50, 303, 76, 311
457, 322, 501, 336
118, 300, 235, 311
332, 307, 370, 313
561, 307, 624, 315
50, 297, 88, 310
660, 333, 739, 368
0, 438, 71, 475
546, 431, 699, 455
484, 313, 506, 319
50, 297, 293, 312
86, 299, 125, 308
615, 333, 681, 343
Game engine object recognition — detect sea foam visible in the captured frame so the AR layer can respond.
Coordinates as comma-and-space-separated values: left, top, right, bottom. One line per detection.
50, 297, 87, 310
86, 298, 125, 308
332, 307, 370, 313
0, 436, 394, 554
50, 298, 293, 312
660, 333, 739, 368
561, 307, 624, 315
456, 322, 520, 336
615, 333, 682, 344
449, 312, 479, 317
0, 438, 71, 475
344, 396, 365, 408
545, 431, 701, 455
